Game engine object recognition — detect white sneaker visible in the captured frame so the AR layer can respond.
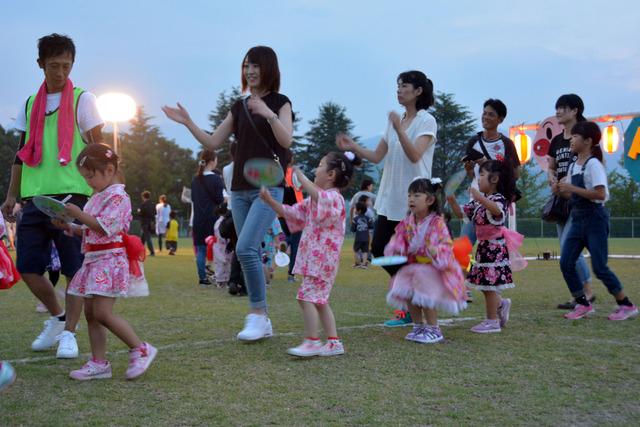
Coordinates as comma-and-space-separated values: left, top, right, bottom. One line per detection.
56, 330, 79, 359
319, 340, 345, 356
237, 314, 273, 341
31, 317, 65, 351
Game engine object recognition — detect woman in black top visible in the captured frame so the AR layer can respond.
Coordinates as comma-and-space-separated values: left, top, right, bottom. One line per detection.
191, 150, 224, 286
162, 46, 294, 342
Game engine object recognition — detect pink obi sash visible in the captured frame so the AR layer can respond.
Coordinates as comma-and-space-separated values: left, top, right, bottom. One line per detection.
476, 225, 527, 271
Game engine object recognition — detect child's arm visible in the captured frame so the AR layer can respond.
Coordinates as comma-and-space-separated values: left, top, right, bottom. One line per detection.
259, 187, 287, 218
63, 204, 107, 235
293, 167, 320, 201
469, 188, 502, 218
446, 195, 464, 219
557, 181, 606, 201
51, 219, 83, 236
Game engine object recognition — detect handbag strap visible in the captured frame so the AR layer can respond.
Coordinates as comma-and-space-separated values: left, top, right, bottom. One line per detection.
242, 98, 279, 163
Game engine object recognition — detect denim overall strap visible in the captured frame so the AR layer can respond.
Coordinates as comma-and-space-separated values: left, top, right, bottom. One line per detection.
569, 157, 596, 211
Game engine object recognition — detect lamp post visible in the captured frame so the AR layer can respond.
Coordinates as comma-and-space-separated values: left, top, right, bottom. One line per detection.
96, 93, 136, 154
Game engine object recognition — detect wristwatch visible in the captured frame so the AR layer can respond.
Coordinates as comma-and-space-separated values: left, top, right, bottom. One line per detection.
267, 114, 278, 124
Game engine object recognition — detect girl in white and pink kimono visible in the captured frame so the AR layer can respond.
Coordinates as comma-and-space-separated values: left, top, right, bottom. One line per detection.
260, 151, 359, 358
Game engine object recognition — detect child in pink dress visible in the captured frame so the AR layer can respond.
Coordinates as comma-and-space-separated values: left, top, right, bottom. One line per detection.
260, 151, 359, 357
0, 210, 20, 290
54, 143, 156, 381
384, 178, 466, 344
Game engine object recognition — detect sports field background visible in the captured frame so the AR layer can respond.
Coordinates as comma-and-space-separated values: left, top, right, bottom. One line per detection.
1, 238, 638, 425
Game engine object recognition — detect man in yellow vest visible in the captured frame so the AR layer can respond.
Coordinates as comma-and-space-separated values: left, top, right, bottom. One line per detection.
1, 34, 104, 359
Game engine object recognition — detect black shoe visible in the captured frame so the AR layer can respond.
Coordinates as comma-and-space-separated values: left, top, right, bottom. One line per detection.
557, 300, 577, 310
228, 282, 238, 295
199, 279, 212, 288
558, 295, 596, 310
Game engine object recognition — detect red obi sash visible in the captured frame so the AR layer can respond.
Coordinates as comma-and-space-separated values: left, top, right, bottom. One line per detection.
86, 234, 146, 277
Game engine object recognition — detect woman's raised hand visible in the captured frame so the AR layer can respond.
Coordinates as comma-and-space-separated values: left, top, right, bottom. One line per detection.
335, 133, 355, 151
247, 95, 273, 118
161, 103, 192, 125
388, 111, 402, 130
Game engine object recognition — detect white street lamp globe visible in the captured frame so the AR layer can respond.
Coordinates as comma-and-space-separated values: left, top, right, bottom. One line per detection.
97, 93, 137, 123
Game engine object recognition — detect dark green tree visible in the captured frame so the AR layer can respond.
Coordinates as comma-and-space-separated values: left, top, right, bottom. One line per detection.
607, 158, 640, 216
0, 126, 20, 198
208, 86, 243, 167
516, 160, 547, 217
295, 102, 374, 197
431, 92, 476, 181
119, 106, 197, 216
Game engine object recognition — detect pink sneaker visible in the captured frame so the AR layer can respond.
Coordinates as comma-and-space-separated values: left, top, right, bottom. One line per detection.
319, 340, 345, 356
470, 319, 501, 334
564, 304, 594, 320
608, 305, 639, 321
125, 343, 158, 380
70, 360, 112, 381
286, 339, 322, 357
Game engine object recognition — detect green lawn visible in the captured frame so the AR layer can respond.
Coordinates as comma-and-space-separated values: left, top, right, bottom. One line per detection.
1, 238, 639, 426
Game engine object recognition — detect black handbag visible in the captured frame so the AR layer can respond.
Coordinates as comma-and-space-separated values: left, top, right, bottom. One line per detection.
541, 194, 569, 223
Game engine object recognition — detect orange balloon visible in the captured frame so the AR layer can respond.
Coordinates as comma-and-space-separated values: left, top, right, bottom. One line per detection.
452, 236, 473, 271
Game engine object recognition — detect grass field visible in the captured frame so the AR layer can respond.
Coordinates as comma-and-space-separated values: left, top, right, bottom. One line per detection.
1, 238, 639, 426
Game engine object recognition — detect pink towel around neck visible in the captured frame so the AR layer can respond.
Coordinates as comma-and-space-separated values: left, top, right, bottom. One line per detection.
17, 79, 75, 167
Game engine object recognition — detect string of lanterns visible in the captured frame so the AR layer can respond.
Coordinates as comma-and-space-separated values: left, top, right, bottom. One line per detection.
509, 112, 639, 164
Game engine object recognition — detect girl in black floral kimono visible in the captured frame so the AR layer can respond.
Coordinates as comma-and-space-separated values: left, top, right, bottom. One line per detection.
464, 159, 522, 334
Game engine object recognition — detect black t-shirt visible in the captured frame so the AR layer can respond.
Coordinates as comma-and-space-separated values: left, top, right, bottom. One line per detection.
137, 199, 156, 223
191, 172, 225, 245
230, 93, 293, 191
351, 214, 373, 243
548, 134, 576, 180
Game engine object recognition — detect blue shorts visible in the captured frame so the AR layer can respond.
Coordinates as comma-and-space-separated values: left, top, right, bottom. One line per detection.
16, 195, 87, 277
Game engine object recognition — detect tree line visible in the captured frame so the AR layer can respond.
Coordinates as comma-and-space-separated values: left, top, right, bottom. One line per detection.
1, 90, 638, 218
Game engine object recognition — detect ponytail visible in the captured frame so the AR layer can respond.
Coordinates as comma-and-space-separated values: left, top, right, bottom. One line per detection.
197, 150, 217, 177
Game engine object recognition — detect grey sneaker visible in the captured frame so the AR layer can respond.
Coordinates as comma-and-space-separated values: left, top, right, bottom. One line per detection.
414, 325, 444, 344
404, 325, 424, 342
498, 298, 512, 328
470, 319, 501, 334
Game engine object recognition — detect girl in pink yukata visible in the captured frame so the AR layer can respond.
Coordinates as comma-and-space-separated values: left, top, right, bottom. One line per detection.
384, 178, 467, 344
463, 159, 524, 334
260, 151, 359, 357
53, 143, 156, 381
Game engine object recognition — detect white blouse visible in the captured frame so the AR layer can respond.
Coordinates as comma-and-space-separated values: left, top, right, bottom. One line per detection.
374, 109, 437, 221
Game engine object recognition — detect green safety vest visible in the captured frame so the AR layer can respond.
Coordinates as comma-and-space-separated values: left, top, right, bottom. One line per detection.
20, 87, 93, 198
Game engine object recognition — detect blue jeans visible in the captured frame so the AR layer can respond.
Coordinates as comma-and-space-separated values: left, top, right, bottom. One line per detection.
556, 217, 591, 286
195, 244, 207, 281
460, 220, 477, 245
231, 187, 283, 310
560, 207, 623, 298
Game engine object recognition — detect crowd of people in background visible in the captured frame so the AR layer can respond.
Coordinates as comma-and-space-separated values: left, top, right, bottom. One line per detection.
1, 33, 637, 392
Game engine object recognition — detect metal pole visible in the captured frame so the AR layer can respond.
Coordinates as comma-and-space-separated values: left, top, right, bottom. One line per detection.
113, 121, 118, 154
